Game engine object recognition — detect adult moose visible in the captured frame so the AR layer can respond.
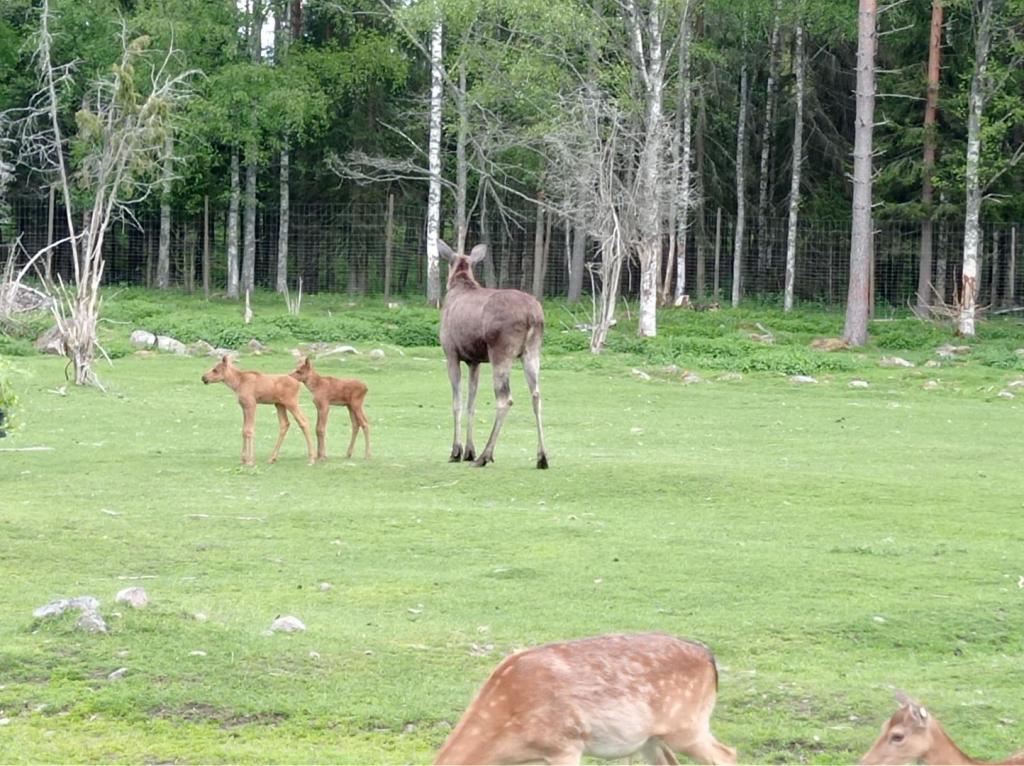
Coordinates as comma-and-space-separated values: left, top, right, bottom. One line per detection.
438, 239, 548, 468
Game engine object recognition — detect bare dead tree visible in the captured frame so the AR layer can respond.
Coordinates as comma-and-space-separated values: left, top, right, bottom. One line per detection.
5, 1, 195, 385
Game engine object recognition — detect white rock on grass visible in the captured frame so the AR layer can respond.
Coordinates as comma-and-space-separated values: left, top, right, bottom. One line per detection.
247, 339, 268, 354
681, 372, 704, 385
790, 375, 818, 384
107, 667, 128, 681
156, 335, 188, 355
115, 587, 148, 609
33, 596, 100, 619
75, 611, 108, 634
631, 368, 651, 381
922, 380, 940, 391
268, 615, 306, 634
998, 390, 1015, 400
935, 343, 970, 358
130, 330, 156, 349
924, 359, 941, 368
716, 372, 743, 382
318, 582, 332, 592
369, 348, 386, 360
849, 379, 870, 389
879, 356, 915, 368
1007, 379, 1024, 389
187, 340, 214, 357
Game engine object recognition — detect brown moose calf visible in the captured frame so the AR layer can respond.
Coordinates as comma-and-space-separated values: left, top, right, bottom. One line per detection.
290, 357, 370, 461
201, 355, 315, 466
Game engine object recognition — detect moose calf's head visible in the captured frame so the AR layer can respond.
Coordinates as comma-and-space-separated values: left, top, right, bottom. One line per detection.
438, 240, 488, 289
201, 355, 234, 385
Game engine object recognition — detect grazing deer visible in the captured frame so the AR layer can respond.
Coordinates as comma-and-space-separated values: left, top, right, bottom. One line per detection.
289, 357, 370, 461
860, 691, 1024, 765
201, 355, 315, 466
438, 239, 548, 468
434, 633, 737, 765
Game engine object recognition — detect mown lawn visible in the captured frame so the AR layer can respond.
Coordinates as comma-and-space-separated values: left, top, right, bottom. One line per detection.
1, 292, 1023, 763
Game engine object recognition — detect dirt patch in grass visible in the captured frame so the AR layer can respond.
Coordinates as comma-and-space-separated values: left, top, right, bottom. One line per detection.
151, 702, 287, 728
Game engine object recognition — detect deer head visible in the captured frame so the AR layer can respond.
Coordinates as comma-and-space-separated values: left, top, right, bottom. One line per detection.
859, 691, 935, 765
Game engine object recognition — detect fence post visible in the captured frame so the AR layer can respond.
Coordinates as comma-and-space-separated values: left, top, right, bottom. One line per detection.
202, 195, 211, 299
1009, 225, 1017, 306
713, 207, 722, 300
45, 185, 55, 282
384, 193, 394, 300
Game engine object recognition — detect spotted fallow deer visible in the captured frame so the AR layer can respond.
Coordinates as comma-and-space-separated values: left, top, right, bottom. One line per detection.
438, 239, 548, 469
201, 355, 315, 466
860, 691, 1024, 765
434, 633, 737, 765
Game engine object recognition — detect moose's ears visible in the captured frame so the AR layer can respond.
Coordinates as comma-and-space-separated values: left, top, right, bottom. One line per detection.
894, 690, 929, 725
221, 354, 231, 363
467, 243, 488, 264
437, 239, 456, 262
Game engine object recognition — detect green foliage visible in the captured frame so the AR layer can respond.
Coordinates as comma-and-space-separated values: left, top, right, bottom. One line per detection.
0, 357, 19, 431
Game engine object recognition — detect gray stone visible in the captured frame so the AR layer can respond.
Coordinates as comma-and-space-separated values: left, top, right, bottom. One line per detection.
268, 615, 306, 633
115, 587, 148, 609
935, 343, 970, 358
187, 340, 214, 357
107, 667, 128, 681
156, 335, 188, 355
33, 595, 100, 619
369, 348, 386, 360
790, 375, 818, 384
130, 330, 156, 349
879, 356, 915, 368
247, 339, 268, 355
716, 372, 743, 382
75, 611, 108, 634
631, 369, 651, 381
922, 380, 939, 391
998, 390, 1015, 400
849, 379, 870, 389
681, 372, 704, 385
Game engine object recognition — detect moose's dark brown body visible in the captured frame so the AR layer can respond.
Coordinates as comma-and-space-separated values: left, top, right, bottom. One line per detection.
438, 240, 548, 468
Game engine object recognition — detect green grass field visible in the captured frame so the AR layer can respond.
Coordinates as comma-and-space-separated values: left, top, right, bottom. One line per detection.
1, 291, 1023, 764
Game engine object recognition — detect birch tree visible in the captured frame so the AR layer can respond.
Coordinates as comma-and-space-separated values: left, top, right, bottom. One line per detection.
731, 62, 748, 308
958, 0, 998, 337
426, 13, 443, 308
783, 23, 805, 312
842, 0, 877, 346
241, 0, 264, 295
624, 0, 668, 337
275, 0, 292, 294
7, 2, 194, 385
756, 0, 783, 287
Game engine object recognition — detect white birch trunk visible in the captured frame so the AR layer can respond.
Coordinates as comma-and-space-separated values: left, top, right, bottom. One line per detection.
959, 0, 995, 337
842, 0, 877, 346
783, 24, 805, 312
627, 0, 664, 338
731, 64, 748, 308
157, 133, 173, 289
426, 15, 443, 307
276, 147, 289, 293
756, 0, 783, 284
227, 150, 240, 299
455, 57, 468, 255
673, 1, 694, 306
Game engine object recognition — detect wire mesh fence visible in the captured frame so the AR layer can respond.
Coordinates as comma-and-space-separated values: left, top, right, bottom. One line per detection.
3, 195, 1022, 311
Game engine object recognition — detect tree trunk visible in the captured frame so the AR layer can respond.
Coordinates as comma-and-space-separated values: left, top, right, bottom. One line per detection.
713, 207, 721, 300
455, 57, 469, 254
990, 229, 1001, 306
671, 0, 694, 306
783, 24, 805, 313
1008, 225, 1017, 306
426, 16, 443, 307
227, 150, 240, 299
959, 0, 995, 337
157, 133, 173, 289
45, 184, 55, 281
916, 0, 943, 315
756, 0, 783, 287
531, 196, 546, 298
842, 0, 877, 346
242, 155, 257, 293
627, 0, 665, 338
481, 189, 497, 288
183, 222, 196, 293
276, 147, 289, 292
731, 64, 748, 308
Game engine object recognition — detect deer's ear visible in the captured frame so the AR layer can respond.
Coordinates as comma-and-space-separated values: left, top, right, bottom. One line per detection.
437, 239, 456, 262
894, 691, 929, 727
221, 354, 231, 364
468, 243, 488, 264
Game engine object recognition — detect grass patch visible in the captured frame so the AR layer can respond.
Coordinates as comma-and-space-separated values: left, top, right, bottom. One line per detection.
1, 291, 1024, 763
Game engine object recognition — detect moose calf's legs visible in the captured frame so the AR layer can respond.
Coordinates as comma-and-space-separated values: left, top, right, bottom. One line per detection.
522, 348, 548, 469
447, 357, 463, 461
